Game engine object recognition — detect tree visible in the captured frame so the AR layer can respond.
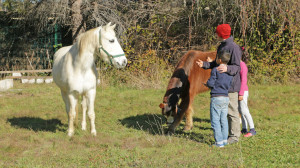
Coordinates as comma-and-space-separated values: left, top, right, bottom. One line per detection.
70, 0, 84, 43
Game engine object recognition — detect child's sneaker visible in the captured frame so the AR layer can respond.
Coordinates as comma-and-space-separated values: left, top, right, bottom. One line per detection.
244, 129, 256, 137
241, 129, 247, 134
212, 144, 224, 148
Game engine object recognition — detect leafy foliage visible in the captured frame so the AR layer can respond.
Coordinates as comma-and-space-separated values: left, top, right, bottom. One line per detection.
0, 0, 299, 84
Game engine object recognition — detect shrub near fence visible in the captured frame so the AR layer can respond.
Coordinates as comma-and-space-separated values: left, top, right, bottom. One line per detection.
1, 0, 299, 84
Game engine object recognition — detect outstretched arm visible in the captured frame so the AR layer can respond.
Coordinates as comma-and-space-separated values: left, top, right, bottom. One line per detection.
196, 59, 218, 69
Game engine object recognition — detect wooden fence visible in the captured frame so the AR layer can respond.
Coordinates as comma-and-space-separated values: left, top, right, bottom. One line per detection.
0, 69, 53, 84
0, 69, 52, 79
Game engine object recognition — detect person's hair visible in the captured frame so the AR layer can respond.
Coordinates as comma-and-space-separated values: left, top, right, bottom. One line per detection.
217, 50, 231, 64
240, 46, 249, 64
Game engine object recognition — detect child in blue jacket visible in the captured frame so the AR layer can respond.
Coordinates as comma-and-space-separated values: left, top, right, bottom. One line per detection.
205, 50, 233, 147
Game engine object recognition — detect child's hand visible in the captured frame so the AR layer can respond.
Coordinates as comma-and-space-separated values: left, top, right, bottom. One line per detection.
207, 57, 213, 62
196, 59, 203, 68
238, 96, 243, 101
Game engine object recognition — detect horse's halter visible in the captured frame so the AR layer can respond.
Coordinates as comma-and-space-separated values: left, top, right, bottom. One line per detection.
98, 29, 125, 65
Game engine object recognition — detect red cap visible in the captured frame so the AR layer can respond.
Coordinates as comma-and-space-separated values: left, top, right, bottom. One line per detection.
216, 24, 231, 39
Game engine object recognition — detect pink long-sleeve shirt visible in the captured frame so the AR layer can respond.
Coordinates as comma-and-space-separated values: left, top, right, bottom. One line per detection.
239, 61, 249, 96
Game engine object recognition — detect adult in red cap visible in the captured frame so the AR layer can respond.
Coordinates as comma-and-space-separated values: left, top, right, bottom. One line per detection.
196, 23, 242, 145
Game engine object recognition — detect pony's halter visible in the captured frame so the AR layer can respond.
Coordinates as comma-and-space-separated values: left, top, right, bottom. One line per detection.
98, 29, 125, 65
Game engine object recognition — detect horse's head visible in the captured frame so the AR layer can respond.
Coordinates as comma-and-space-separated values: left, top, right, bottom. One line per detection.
99, 22, 127, 68
159, 102, 180, 126
159, 77, 183, 126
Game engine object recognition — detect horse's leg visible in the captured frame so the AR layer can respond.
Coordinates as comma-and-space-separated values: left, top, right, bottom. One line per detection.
61, 90, 70, 121
184, 106, 194, 131
167, 95, 193, 134
81, 95, 87, 131
86, 88, 97, 136
184, 94, 195, 131
167, 110, 185, 134
67, 92, 78, 137
167, 102, 188, 134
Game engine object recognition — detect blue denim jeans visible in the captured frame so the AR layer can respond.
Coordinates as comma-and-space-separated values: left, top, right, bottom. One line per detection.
210, 96, 229, 145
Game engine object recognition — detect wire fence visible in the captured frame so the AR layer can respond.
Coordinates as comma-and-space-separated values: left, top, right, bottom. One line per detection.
0, 24, 62, 71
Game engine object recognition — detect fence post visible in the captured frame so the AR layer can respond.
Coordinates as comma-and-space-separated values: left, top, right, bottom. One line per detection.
55, 24, 58, 52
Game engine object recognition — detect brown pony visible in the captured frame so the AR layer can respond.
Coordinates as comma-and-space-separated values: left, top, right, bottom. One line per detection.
159, 50, 217, 134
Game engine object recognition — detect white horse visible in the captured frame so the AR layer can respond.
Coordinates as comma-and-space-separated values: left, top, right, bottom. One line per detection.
52, 22, 127, 137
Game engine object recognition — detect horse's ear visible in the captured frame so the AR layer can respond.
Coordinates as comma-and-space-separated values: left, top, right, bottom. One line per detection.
103, 22, 111, 31
159, 103, 165, 109
111, 24, 116, 30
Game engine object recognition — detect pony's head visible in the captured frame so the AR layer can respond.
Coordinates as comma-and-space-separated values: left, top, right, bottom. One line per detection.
99, 22, 127, 68
159, 101, 180, 126
159, 76, 183, 125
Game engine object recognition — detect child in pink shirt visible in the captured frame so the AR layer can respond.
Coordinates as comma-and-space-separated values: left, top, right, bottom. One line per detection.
239, 47, 256, 137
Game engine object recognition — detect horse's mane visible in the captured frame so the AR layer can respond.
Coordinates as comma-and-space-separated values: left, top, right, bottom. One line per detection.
177, 51, 198, 74
165, 51, 197, 91
163, 51, 197, 103
77, 27, 100, 57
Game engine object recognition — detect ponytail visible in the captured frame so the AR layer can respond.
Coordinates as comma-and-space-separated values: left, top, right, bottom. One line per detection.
240, 46, 249, 64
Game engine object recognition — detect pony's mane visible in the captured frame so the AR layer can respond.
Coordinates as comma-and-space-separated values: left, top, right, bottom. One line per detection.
177, 51, 198, 75
165, 51, 197, 91
77, 27, 100, 56
163, 51, 196, 103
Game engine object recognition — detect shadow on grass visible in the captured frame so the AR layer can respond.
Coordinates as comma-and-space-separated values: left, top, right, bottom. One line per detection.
7, 117, 67, 132
193, 118, 211, 123
120, 114, 213, 143
120, 114, 166, 135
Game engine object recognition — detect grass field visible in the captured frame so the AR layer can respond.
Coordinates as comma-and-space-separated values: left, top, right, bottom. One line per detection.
0, 82, 299, 167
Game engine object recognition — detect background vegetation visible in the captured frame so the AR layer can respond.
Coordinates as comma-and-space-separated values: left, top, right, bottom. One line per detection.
0, 83, 299, 167
0, 0, 299, 84
0, 1, 299, 167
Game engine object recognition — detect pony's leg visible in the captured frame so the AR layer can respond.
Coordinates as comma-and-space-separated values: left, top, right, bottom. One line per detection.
61, 90, 70, 120
67, 92, 78, 137
167, 97, 192, 134
184, 106, 194, 131
184, 93, 195, 131
168, 108, 186, 134
81, 95, 87, 131
86, 88, 97, 136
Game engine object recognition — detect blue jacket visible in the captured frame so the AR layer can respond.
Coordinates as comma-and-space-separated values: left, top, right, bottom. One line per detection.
207, 67, 233, 97
203, 36, 241, 93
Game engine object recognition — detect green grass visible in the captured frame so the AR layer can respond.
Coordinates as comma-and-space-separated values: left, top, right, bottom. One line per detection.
0, 82, 299, 167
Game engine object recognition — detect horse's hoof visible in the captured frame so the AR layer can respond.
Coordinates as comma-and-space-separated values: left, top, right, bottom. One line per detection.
165, 129, 175, 135
91, 130, 97, 136
183, 126, 193, 132
81, 123, 87, 131
68, 130, 74, 137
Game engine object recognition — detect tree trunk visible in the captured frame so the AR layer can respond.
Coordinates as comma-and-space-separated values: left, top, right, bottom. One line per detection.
70, 0, 85, 43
